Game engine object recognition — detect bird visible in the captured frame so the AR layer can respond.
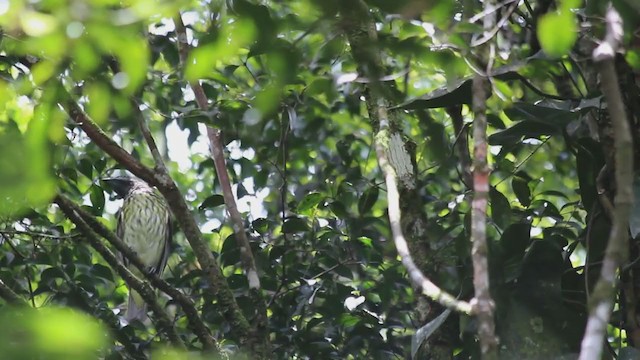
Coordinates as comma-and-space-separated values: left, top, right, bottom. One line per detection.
102, 176, 172, 322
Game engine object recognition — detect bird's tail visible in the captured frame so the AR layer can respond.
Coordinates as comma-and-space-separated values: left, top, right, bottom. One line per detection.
125, 289, 147, 322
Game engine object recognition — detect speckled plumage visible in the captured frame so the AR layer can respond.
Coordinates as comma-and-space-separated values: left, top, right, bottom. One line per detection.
106, 177, 172, 321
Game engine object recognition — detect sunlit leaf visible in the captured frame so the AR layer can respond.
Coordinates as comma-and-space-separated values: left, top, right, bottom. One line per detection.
537, 11, 578, 58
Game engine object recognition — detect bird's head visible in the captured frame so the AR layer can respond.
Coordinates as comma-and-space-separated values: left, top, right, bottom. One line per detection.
101, 176, 142, 199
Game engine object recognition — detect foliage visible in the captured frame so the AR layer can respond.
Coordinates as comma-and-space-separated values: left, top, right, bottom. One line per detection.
0, 0, 639, 359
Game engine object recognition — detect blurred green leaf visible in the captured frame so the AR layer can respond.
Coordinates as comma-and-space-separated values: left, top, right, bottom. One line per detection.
0, 307, 110, 360
537, 11, 578, 58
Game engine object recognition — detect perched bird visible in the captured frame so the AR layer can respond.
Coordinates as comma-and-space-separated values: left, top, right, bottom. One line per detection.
102, 176, 172, 321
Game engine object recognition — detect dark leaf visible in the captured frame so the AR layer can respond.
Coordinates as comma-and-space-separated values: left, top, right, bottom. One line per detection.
358, 186, 379, 215
512, 175, 531, 207
297, 192, 324, 213
282, 217, 308, 233
199, 194, 225, 210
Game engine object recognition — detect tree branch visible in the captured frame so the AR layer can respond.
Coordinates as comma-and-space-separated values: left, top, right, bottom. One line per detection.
172, 13, 269, 355
471, 74, 498, 356
60, 95, 156, 184
54, 196, 185, 349
469, 0, 499, 354
135, 108, 170, 176
55, 194, 219, 352
579, 6, 632, 360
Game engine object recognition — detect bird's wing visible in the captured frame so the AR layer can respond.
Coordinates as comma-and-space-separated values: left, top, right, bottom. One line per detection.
116, 209, 128, 267
152, 212, 172, 276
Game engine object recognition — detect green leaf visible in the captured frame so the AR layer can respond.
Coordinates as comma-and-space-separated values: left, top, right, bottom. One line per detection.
185, 19, 256, 82
297, 192, 324, 213
490, 187, 512, 229
0, 104, 56, 218
89, 184, 105, 214
394, 63, 523, 110
500, 222, 531, 259
488, 121, 558, 145
512, 174, 531, 207
537, 11, 578, 58
0, 307, 110, 359
395, 78, 472, 109
358, 186, 379, 215
199, 194, 225, 210
237, 183, 249, 198
252, 218, 270, 234
330, 201, 349, 219
77, 158, 93, 179
282, 217, 308, 233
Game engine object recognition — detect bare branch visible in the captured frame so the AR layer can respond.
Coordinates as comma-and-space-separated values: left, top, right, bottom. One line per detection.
579, 6, 632, 360
172, 13, 269, 354
54, 196, 185, 349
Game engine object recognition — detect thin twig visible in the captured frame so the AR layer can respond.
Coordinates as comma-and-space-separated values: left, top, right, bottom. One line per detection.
471, 0, 520, 47
0, 229, 80, 239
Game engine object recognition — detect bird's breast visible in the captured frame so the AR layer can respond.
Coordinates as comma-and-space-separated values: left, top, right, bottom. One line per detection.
121, 193, 170, 266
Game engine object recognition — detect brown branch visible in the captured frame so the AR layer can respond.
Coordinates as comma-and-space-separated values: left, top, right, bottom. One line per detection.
60, 85, 252, 347
470, 74, 498, 356
59, 94, 156, 185
54, 196, 185, 349
467, 0, 500, 355
579, 6, 632, 360
55, 194, 219, 352
207, 130, 261, 289
172, 13, 269, 354
338, 0, 472, 315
